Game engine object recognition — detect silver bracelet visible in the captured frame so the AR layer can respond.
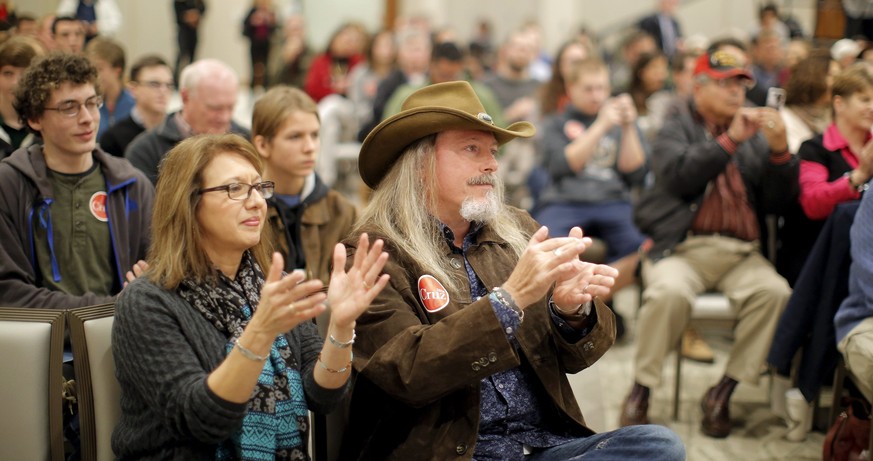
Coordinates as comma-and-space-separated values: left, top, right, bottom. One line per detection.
318, 351, 353, 373
232, 337, 269, 362
491, 286, 524, 322
551, 299, 592, 319
555, 303, 584, 316
328, 330, 356, 348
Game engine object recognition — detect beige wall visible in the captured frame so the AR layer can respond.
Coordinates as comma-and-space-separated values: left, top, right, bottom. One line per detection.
21, 0, 819, 84
23, 0, 383, 84
402, 0, 819, 55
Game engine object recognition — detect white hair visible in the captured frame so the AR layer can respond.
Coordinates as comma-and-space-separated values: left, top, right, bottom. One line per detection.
179, 58, 239, 96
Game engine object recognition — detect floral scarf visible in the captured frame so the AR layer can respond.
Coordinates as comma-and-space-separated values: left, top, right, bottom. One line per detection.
178, 251, 311, 461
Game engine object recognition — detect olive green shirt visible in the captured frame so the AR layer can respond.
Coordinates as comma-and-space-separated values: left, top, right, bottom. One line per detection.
34, 163, 115, 297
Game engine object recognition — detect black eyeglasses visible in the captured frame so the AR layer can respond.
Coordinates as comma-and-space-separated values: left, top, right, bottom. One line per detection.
43, 95, 104, 117
136, 80, 176, 91
197, 181, 275, 201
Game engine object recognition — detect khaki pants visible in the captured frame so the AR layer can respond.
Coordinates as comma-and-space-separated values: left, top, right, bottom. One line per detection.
838, 316, 873, 402
635, 235, 791, 388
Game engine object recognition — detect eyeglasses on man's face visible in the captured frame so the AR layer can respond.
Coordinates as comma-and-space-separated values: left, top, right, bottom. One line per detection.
713, 76, 755, 90
197, 181, 275, 201
43, 95, 104, 117
136, 80, 175, 91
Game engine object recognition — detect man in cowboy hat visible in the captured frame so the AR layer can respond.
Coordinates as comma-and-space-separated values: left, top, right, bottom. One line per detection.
622, 39, 795, 437
339, 80, 685, 460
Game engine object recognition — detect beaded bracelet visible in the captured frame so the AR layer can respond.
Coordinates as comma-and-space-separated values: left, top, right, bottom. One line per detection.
328, 330, 356, 348
317, 351, 354, 373
491, 286, 524, 322
232, 337, 269, 362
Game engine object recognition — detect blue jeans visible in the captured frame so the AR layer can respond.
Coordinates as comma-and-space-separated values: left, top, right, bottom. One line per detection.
528, 425, 685, 461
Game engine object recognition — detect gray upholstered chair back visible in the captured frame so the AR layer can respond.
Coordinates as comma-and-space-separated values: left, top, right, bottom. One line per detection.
68, 303, 119, 461
0, 308, 66, 461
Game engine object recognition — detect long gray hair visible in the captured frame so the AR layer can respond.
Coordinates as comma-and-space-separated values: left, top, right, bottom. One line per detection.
353, 135, 529, 296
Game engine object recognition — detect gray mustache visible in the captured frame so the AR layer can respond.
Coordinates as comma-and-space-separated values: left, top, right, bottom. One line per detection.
467, 174, 496, 186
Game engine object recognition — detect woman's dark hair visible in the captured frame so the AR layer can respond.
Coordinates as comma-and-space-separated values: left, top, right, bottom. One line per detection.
539, 40, 590, 115
784, 49, 834, 106
629, 51, 667, 112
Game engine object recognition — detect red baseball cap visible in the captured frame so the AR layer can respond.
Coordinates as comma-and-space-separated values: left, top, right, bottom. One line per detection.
693, 50, 754, 81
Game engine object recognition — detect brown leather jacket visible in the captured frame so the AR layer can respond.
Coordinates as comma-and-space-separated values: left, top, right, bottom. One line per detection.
341, 207, 616, 460
267, 187, 357, 285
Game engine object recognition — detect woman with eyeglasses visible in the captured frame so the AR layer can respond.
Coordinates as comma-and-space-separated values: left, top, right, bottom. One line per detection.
111, 134, 389, 460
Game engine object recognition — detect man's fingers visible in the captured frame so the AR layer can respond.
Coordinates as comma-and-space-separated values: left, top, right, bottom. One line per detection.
546, 238, 589, 260
588, 274, 615, 289
549, 261, 579, 281
592, 263, 620, 279
539, 236, 586, 252
568, 226, 585, 239
528, 226, 550, 245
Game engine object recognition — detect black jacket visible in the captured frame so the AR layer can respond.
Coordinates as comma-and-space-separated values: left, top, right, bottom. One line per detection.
634, 98, 799, 259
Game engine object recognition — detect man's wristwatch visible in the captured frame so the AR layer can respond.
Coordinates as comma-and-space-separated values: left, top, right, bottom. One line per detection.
845, 171, 870, 193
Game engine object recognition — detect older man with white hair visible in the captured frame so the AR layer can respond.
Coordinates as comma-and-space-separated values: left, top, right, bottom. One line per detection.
124, 58, 249, 184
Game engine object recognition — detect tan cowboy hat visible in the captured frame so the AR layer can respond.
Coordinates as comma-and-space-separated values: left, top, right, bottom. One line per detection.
358, 80, 536, 188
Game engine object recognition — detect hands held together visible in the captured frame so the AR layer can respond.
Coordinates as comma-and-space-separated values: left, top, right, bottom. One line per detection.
502, 226, 618, 313
728, 107, 787, 153
598, 94, 638, 129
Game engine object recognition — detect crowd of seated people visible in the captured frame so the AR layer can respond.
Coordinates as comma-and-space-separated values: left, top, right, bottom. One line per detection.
6, 1, 873, 459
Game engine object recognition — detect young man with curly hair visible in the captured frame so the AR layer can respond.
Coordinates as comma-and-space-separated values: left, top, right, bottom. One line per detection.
3, 51, 153, 460
2, 52, 153, 308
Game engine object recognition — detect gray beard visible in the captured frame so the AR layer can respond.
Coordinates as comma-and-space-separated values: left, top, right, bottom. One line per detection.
459, 190, 500, 222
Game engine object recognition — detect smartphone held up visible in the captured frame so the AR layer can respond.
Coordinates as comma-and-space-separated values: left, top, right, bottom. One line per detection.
766, 87, 786, 110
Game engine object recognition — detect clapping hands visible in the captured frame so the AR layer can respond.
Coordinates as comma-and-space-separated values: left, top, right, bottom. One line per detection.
326, 233, 390, 328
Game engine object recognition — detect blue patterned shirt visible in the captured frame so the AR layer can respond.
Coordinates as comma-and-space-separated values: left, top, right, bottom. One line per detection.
439, 223, 585, 461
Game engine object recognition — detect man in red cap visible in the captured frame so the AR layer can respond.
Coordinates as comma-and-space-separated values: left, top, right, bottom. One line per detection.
621, 39, 796, 437
340, 80, 685, 460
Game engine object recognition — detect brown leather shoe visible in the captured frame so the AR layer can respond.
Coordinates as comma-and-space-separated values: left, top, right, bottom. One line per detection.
700, 385, 732, 438
620, 384, 650, 427
681, 327, 715, 363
